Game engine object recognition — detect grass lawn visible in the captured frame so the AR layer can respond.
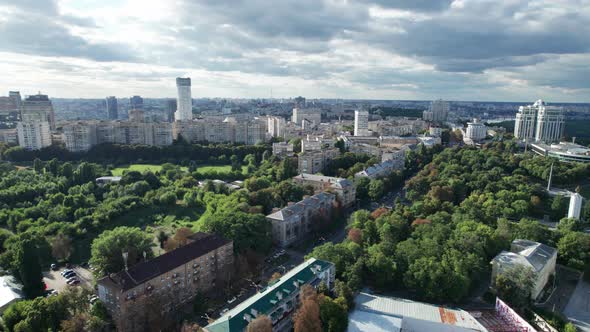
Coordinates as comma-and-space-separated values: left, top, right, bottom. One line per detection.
196, 164, 248, 173
111, 164, 188, 176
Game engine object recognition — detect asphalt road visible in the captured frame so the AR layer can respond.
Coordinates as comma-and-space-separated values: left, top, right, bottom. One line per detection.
564, 277, 590, 332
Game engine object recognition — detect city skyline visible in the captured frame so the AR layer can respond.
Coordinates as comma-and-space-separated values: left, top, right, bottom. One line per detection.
0, 0, 589, 102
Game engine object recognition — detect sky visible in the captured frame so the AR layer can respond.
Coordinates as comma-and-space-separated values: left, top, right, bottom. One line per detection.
0, 0, 589, 102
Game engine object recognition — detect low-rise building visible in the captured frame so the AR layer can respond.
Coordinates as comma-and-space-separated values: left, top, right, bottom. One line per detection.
0, 275, 23, 314
530, 141, 590, 163
293, 173, 356, 207
97, 233, 233, 329
267, 192, 336, 247
355, 158, 403, 179
205, 258, 335, 332
491, 239, 557, 300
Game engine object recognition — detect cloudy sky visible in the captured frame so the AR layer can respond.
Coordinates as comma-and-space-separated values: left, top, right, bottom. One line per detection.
0, 0, 589, 101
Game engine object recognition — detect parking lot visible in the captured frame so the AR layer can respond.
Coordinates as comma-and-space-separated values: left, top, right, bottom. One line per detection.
43, 266, 94, 293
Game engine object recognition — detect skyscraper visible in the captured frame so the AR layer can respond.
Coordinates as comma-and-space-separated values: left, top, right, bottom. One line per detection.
8, 91, 21, 109
130, 95, 143, 110
514, 99, 564, 143
21, 93, 55, 130
166, 99, 177, 122
354, 110, 369, 136
175, 77, 192, 121
106, 96, 118, 120
424, 99, 449, 123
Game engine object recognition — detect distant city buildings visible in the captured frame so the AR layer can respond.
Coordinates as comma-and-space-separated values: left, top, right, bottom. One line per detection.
16, 121, 51, 150
354, 110, 369, 136
175, 77, 192, 121
422, 99, 449, 122
267, 116, 286, 138
272, 142, 294, 157
106, 96, 118, 120
463, 118, 487, 145
173, 116, 267, 145
514, 99, 565, 143
166, 99, 177, 122
297, 148, 339, 174
21, 93, 55, 129
292, 108, 321, 128
129, 95, 144, 111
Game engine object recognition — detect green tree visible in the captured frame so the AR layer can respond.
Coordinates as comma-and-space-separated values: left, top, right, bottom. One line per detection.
494, 265, 535, 309
368, 179, 385, 201
6, 233, 50, 298
230, 155, 241, 172
557, 232, 590, 270
33, 158, 43, 173
90, 227, 155, 276
319, 295, 348, 332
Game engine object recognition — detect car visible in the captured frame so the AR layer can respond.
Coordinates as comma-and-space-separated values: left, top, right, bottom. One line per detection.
67, 279, 80, 285
61, 269, 73, 276
50, 264, 58, 271
63, 271, 77, 279
66, 274, 78, 281
227, 296, 237, 304
220, 308, 229, 315
89, 295, 99, 304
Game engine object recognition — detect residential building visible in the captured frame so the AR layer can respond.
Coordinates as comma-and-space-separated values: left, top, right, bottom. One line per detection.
9, 91, 22, 109
464, 118, 487, 144
530, 141, 590, 163
173, 118, 266, 145
568, 193, 583, 220
175, 77, 193, 121
63, 122, 97, 152
166, 99, 177, 122
205, 258, 335, 332
491, 239, 557, 300
297, 148, 339, 174
429, 126, 442, 137
98, 233, 233, 329
514, 99, 564, 143
292, 108, 321, 128
355, 158, 403, 179
0, 275, 23, 314
129, 95, 143, 111
354, 110, 369, 136
128, 109, 145, 122
267, 116, 286, 138
422, 99, 449, 122
21, 93, 55, 130
272, 142, 294, 157
267, 192, 336, 247
106, 96, 118, 120
16, 121, 51, 150
0, 129, 17, 145
348, 292, 487, 332
293, 173, 356, 207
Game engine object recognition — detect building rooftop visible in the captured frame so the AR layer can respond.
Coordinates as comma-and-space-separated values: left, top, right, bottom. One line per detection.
206, 258, 334, 332
491, 239, 556, 273
293, 173, 353, 188
348, 293, 486, 332
266, 192, 335, 221
0, 275, 23, 311
532, 141, 590, 156
99, 232, 230, 292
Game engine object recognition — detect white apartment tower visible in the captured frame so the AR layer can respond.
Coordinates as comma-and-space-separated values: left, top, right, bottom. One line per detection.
17, 121, 51, 150
465, 118, 487, 141
514, 99, 564, 143
424, 99, 449, 122
175, 77, 192, 121
568, 193, 583, 220
354, 110, 369, 136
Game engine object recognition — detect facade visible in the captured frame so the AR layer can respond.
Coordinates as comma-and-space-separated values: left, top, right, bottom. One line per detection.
98, 233, 233, 327
267, 192, 336, 247
491, 239, 557, 300
205, 258, 335, 332
16, 121, 51, 150
292, 108, 321, 128
175, 77, 193, 121
464, 118, 487, 144
568, 193, 583, 220
267, 116, 286, 138
297, 148, 339, 174
423, 99, 449, 122
63, 122, 97, 152
272, 142, 294, 157
514, 99, 564, 143
354, 110, 369, 136
106, 96, 118, 120
530, 141, 590, 163
0, 129, 17, 145
173, 118, 266, 145
293, 173, 355, 207
21, 93, 55, 130
429, 126, 442, 137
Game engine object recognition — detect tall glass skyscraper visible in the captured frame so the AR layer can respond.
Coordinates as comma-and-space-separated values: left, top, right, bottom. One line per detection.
106, 96, 118, 120
175, 77, 192, 121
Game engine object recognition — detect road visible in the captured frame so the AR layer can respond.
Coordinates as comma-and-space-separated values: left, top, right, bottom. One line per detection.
43, 266, 94, 294
564, 276, 590, 332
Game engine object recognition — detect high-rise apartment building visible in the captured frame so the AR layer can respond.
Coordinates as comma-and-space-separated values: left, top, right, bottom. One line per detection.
128, 109, 145, 122
106, 96, 118, 120
423, 99, 449, 123
175, 77, 192, 121
354, 110, 369, 136
8, 91, 21, 109
21, 93, 55, 130
267, 116, 286, 137
292, 108, 321, 128
514, 99, 564, 143
62, 122, 97, 152
16, 121, 51, 150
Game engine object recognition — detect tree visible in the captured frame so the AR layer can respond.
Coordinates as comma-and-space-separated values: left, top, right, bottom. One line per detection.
156, 231, 168, 249
33, 158, 43, 173
494, 265, 535, 309
173, 227, 194, 247
347, 228, 362, 244
294, 285, 322, 332
230, 155, 241, 172
6, 233, 49, 298
246, 315, 272, 332
551, 194, 567, 220
319, 295, 348, 332
51, 233, 73, 262
90, 227, 155, 276
557, 232, 590, 270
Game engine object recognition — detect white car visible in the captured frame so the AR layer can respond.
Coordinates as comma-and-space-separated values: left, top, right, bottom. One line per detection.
227, 296, 237, 304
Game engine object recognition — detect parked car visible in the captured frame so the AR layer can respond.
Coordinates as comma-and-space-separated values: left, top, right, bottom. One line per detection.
89, 295, 99, 304
227, 296, 237, 304
220, 308, 229, 315
66, 274, 78, 281
50, 264, 58, 271
67, 279, 80, 285
61, 269, 73, 276
63, 271, 76, 279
